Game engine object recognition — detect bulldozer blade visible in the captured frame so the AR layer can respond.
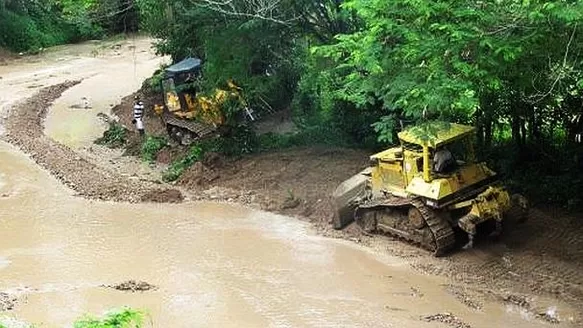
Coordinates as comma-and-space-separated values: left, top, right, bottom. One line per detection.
332, 168, 370, 230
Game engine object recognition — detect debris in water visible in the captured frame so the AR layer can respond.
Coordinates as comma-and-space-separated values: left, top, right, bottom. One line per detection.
443, 284, 482, 310
101, 280, 157, 292
502, 294, 530, 309
410, 287, 424, 298
0, 292, 17, 311
503, 294, 562, 324
538, 306, 560, 324
69, 96, 92, 109
421, 313, 471, 328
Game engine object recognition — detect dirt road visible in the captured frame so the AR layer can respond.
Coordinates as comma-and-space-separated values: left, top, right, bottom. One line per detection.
0, 38, 581, 327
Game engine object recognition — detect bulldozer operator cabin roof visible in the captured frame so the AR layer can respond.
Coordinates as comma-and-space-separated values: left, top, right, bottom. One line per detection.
398, 122, 475, 148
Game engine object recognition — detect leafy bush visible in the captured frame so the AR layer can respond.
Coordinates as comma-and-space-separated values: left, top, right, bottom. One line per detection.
161, 125, 261, 182
141, 135, 167, 162
73, 307, 145, 328
141, 68, 166, 94
162, 144, 206, 182
95, 122, 128, 148
291, 58, 382, 150
256, 126, 352, 152
0, 10, 72, 52
1, 308, 145, 328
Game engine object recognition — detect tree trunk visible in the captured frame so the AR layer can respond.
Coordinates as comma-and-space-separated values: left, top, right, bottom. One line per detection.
520, 119, 527, 147
512, 114, 521, 147
484, 117, 492, 149
476, 109, 484, 150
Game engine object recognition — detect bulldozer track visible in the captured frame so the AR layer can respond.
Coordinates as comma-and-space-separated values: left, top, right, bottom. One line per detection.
410, 199, 456, 256
163, 113, 217, 139
357, 196, 456, 256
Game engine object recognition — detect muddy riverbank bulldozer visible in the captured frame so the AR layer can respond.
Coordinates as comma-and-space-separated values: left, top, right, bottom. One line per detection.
153, 57, 253, 145
332, 122, 528, 256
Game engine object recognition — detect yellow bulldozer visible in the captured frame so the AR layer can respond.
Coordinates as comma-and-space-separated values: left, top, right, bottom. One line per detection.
332, 121, 528, 256
153, 57, 254, 145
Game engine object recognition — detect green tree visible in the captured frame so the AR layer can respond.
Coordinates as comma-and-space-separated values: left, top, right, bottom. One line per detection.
311, 0, 583, 146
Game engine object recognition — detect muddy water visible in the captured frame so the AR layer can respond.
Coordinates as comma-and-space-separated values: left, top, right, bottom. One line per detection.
0, 37, 166, 143
0, 142, 569, 328
0, 40, 578, 327
43, 38, 167, 148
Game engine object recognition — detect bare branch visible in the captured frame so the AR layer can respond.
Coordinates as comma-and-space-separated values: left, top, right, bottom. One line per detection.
190, 0, 297, 25
528, 23, 578, 104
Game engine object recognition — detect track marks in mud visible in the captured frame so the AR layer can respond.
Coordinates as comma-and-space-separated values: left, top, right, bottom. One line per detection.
453, 208, 583, 305
1, 81, 183, 203
443, 284, 483, 311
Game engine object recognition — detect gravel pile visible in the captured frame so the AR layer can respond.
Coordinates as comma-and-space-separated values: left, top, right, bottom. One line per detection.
0, 292, 17, 311
101, 280, 157, 292
421, 313, 471, 328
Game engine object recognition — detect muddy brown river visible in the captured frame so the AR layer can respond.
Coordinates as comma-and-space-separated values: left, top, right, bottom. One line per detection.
0, 38, 578, 327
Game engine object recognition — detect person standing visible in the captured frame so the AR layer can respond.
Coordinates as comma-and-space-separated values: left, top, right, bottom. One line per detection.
132, 95, 145, 137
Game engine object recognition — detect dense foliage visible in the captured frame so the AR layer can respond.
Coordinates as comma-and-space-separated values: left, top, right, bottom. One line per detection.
0, 0, 139, 52
136, 0, 583, 208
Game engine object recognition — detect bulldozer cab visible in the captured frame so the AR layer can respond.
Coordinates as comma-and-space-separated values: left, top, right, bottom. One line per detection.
397, 122, 476, 182
368, 121, 496, 203
161, 57, 202, 113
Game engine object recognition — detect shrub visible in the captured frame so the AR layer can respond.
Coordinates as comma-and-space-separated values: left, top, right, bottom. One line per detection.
73, 307, 145, 328
162, 144, 205, 182
94, 122, 128, 148
141, 135, 167, 163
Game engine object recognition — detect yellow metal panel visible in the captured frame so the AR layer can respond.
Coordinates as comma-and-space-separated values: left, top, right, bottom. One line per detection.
402, 150, 421, 186
370, 159, 407, 197
468, 186, 511, 221
405, 163, 496, 201
370, 147, 402, 161
398, 122, 475, 148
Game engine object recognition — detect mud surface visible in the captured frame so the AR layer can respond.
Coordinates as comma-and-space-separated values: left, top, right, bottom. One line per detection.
3, 142, 561, 328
